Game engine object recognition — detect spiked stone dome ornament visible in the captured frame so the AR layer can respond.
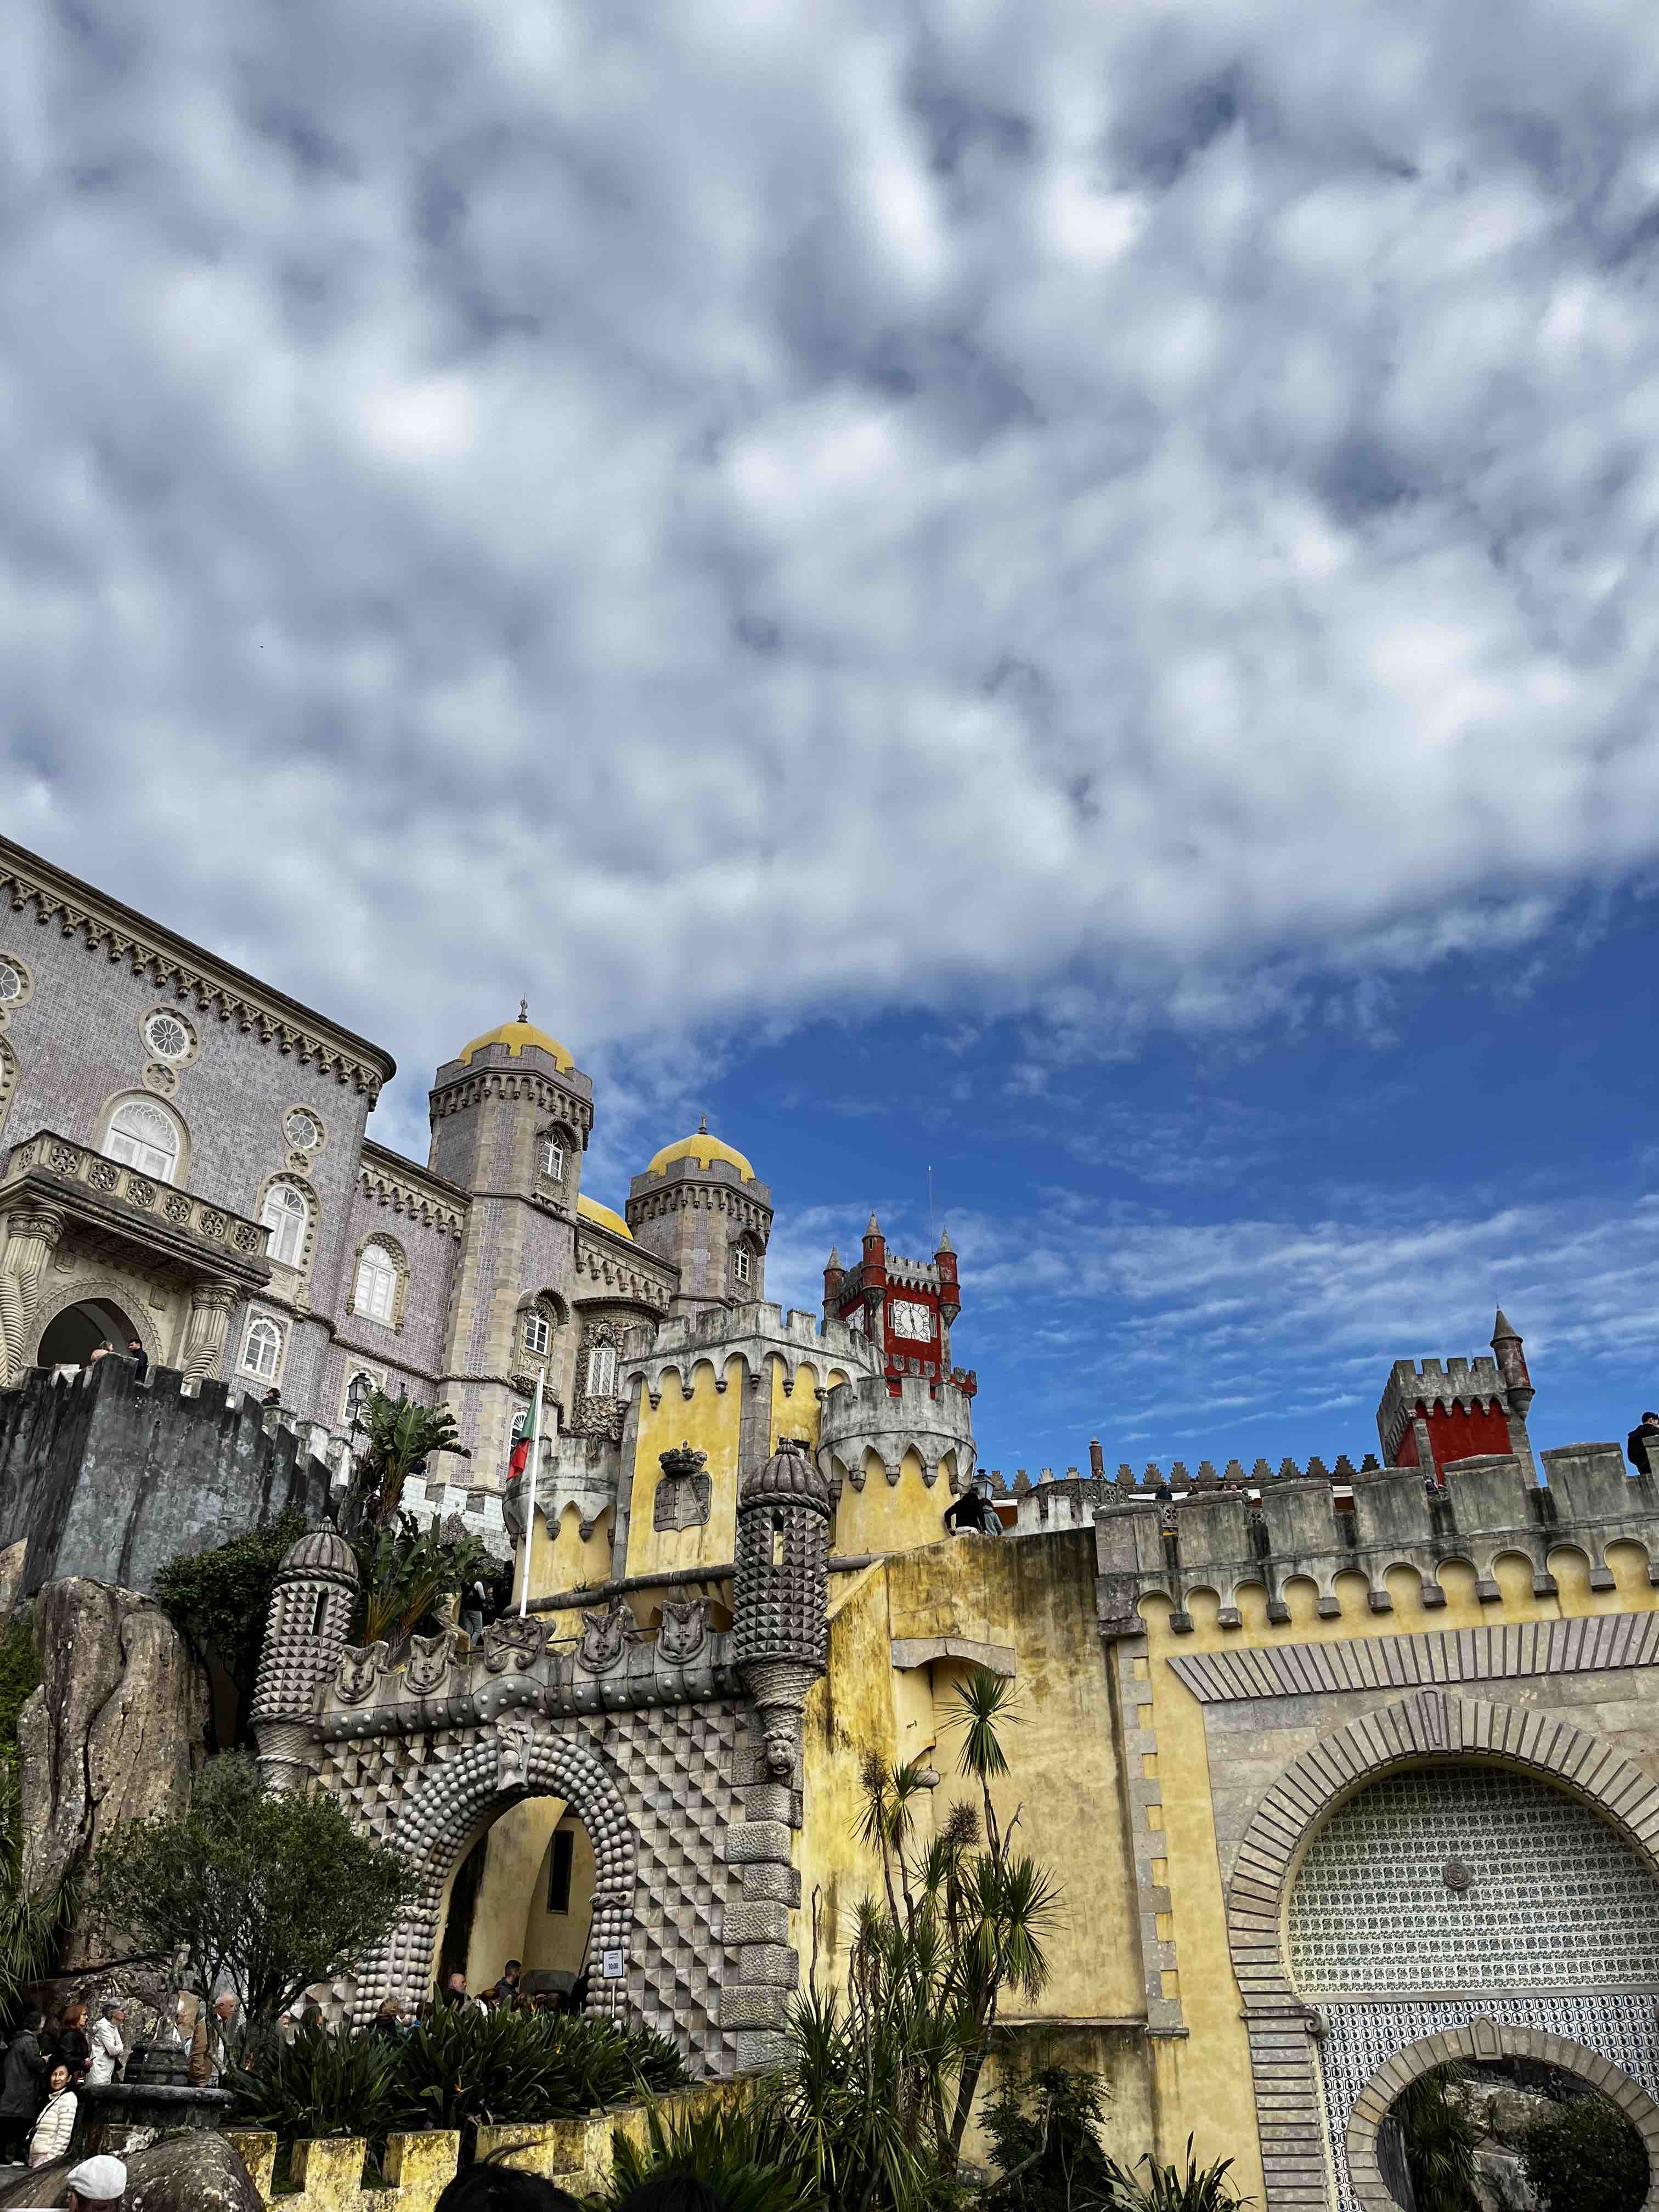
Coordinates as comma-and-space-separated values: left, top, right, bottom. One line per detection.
733, 1435, 831, 1785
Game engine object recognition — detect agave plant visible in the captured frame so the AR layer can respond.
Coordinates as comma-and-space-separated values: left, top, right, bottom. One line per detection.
398, 2005, 688, 2155
603, 2085, 815, 2212
223, 2018, 408, 2147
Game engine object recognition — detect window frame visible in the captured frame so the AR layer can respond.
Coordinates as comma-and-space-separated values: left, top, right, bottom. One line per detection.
261, 1182, 310, 1268
732, 1246, 752, 1285
540, 1136, 565, 1182
548, 1826, 575, 1915
103, 1097, 184, 1184
353, 1244, 399, 1325
586, 1341, 618, 1398
240, 1314, 284, 1382
523, 1310, 551, 1358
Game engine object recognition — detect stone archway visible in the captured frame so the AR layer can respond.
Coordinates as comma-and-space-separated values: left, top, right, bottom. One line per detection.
30, 1274, 162, 1370
1225, 1690, 1659, 2211
1345, 2021, 1659, 2211
351, 1725, 636, 2026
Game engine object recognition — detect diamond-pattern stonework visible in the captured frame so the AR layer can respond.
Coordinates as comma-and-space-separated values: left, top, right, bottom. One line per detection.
1290, 1765, 1659, 1995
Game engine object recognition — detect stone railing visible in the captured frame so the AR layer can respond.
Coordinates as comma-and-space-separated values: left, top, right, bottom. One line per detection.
2, 1130, 272, 1269
226, 2081, 740, 2209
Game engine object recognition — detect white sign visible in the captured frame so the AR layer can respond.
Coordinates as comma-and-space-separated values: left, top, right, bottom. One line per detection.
601, 1949, 625, 1980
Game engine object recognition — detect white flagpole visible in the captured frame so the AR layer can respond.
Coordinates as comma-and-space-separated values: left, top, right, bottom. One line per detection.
517, 1370, 543, 1617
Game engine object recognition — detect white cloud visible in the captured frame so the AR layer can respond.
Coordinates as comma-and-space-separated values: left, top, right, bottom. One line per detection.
4, 0, 1659, 1114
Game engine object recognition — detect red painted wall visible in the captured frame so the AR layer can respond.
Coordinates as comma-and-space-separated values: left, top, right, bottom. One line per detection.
1393, 1401, 1513, 1474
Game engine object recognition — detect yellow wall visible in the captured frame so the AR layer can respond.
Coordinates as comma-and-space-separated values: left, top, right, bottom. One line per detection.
624, 1364, 744, 1583
522, 1502, 615, 1604
831, 1448, 962, 1559
523, 1817, 597, 1982
463, 1799, 568, 1991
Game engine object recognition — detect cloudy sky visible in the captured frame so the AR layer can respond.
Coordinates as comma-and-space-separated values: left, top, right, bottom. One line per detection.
5, 0, 1659, 1477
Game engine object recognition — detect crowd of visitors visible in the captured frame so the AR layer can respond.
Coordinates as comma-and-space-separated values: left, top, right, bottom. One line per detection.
0, 1989, 251, 2168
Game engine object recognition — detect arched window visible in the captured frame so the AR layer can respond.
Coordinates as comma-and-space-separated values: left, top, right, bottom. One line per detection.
261, 1183, 309, 1268
103, 1099, 182, 1183
586, 1342, 617, 1397
523, 1310, 550, 1357
732, 1247, 752, 1286
353, 1244, 398, 1324
241, 1314, 284, 1380
541, 1137, 565, 1182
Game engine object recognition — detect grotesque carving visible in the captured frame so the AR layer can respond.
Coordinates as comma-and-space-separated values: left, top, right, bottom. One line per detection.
577, 1596, 632, 1674
404, 1628, 454, 1699
653, 1442, 713, 1532
763, 1722, 797, 1784
657, 1597, 708, 1666
494, 1709, 538, 1793
479, 1617, 544, 1675
336, 1640, 390, 1705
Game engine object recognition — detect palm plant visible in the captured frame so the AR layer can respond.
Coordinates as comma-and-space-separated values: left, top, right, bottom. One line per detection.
1105, 2138, 1249, 2211
1391, 2067, 1479, 2212
354, 1517, 497, 1649
342, 1391, 469, 1540
0, 1755, 71, 2015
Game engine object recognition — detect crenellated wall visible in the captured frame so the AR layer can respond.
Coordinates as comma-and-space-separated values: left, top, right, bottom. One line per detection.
0, 1354, 332, 1594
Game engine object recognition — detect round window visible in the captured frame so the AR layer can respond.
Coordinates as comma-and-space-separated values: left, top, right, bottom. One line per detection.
0, 963, 20, 1003
144, 1013, 192, 1062
284, 1109, 323, 1151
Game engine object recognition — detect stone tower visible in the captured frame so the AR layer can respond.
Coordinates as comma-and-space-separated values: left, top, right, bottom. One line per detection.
627, 1120, 772, 1318
426, 1013, 595, 1474
725, 1435, 831, 2068
250, 1526, 360, 1792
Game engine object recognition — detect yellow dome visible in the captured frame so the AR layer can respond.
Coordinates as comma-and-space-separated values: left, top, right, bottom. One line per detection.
576, 1192, 634, 1242
645, 1118, 757, 1183
458, 1009, 574, 1073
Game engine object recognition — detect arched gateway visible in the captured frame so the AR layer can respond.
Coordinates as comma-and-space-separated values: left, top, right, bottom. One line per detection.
249, 1438, 833, 2073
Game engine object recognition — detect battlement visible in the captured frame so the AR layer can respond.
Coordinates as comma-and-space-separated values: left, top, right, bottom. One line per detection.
618, 1303, 882, 1407
819, 1369, 978, 1491
990, 1452, 1380, 1504
1070, 1440, 1659, 1637
0, 1356, 332, 1595
1376, 1352, 1512, 1465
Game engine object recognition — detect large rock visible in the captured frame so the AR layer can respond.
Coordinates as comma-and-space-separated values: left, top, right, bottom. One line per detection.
17, 1578, 208, 1973
0, 2127, 262, 2212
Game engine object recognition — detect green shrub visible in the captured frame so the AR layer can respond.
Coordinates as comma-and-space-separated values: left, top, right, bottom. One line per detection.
1104, 2138, 1248, 2212
224, 2019, 408, 2149
983, 2066, 1120, 2210
0, 1616, 40, 1767
1522, 2091, 1647, 2212
155, 1509, 307, 1737
603, 2085, 815, 2212
1391, 2067, 1479, 2212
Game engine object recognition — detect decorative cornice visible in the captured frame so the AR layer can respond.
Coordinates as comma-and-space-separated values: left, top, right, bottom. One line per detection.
573, 1229, 673, 1311
1169, 1611, 1659, 1705
0, 838, 394, 1100
357, 1148, 467, 1240
428, 1067, 594, 1139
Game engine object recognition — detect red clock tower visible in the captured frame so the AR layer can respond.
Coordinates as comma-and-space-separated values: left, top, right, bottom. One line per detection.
822, 1216, 975, 1402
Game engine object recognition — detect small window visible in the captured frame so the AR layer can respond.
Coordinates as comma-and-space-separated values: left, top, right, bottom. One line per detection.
771, 1511, 785, 1567
144, 1012, 192, 1062
354, 1245, 398, 1324
586, 1342, 617, 1397
548, 1827, 574, 1915
285, 1108, 323, 1152
733, 1248, 751, 1285
104, 1099, 181, 1183
261, 1183, 309, 1268
523, 1311, 550, 1357
541, 1138, 565, 1181
0, 963, 20, 1003
242, 1315, 283, 1380
309, 1591, 328, 1637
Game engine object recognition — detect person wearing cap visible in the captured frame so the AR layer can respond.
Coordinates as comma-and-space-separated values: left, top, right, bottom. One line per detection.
65, 2152, 126, 2211
1628, 1412, 1659, 1475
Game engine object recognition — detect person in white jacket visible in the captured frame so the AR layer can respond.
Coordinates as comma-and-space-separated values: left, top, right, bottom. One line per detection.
29, 2063, 76, 2167
86, 2006, 125, 2088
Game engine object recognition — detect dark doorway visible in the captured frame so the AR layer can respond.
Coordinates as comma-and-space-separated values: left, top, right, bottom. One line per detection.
37, 1297, 144, 1370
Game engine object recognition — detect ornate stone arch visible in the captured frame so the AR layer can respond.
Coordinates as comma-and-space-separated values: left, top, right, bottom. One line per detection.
1228, 1691, 1659, 2211
348, 1229, 410, 1332
348, 1723, 635, 2025
534, 1118, 579, 1191
94, 1090, 192, 1187
27, 1269, 163, 1368
1345, 2021, 1659, 2211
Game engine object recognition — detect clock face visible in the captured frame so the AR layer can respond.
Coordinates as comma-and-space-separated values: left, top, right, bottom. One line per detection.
889, 1298, 934, 1343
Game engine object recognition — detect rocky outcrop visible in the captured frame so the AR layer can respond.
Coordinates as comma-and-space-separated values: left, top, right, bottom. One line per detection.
0, 2126, 262, 2212
17, 1578, 208, 1973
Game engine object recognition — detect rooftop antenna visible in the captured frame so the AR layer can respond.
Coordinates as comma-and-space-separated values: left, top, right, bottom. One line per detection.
928, 1164, 934, 1248
518, 997, 528, 1023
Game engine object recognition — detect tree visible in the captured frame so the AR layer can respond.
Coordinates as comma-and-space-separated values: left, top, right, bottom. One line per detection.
155, 1509, 308, 1740
86, 1752, 409, 2021
354, 1516, 498, 1649
1392, 2068, 1480, 2212
342, 1391, 469, 1540
1522, 2091, 1647, 2212
983, 2066, 1121, 2210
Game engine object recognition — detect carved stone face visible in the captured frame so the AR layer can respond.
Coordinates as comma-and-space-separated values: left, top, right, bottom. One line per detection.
495, 1711, 537, 1792
763, 1725, 795, 1782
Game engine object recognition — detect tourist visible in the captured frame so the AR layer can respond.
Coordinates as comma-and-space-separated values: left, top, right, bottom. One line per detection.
54, 2001, 91, 2085
65, 2152, 127, 2212
126, 1339, 147, 1381
460, 1582, 487, 1641
87, 2004, 126, 2087
184, 1993, 238, 2085
493, 1960, 522, 2010
29, 2063, 76, 2167
276, 2013, 297, 2047
440, 1970, 469, 2007
0, 2011, 48, 2163
943, 1484, 1000, 1536
1627, 1411, 1659, 1474
262, 1386, 281, 1408
88, 1342, 113, 1365
369, 2000, 404, 2044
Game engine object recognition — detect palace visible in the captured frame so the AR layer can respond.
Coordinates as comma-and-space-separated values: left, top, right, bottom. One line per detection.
6, 830, 1659, 2212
